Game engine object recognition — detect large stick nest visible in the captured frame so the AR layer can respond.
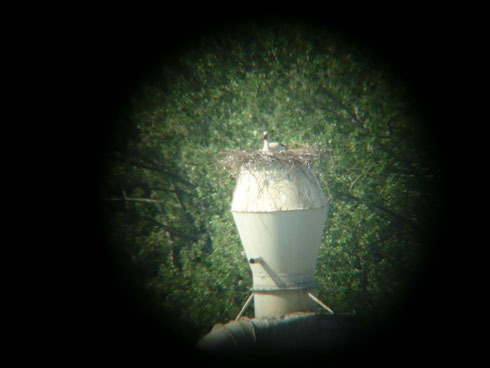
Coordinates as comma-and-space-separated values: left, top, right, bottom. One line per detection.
217, 147, 325, 177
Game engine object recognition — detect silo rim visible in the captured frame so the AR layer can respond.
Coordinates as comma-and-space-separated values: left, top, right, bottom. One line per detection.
231, 206, 328, 214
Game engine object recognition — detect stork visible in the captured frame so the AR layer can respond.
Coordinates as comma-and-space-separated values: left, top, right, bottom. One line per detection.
262, 131, 287, 152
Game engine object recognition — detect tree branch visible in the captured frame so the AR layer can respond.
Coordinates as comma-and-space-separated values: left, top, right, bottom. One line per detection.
108, 197, 165, 203
316, 90, 424, 181
108, 154, 196, 189
172, 184, 198, 229
141, 215, 199, 241
320, 87, 364, 129
336, 192, 419, 232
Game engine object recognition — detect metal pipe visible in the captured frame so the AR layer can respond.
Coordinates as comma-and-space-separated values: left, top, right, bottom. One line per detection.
235, 293, 254, 320
198, 314, 360, 352
307, 292, 334, 314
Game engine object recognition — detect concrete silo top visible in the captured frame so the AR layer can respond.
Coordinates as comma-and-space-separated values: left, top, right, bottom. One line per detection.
231, 160, 327, 212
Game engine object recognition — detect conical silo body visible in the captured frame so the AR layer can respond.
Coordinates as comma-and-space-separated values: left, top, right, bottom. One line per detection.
231, 160, 328, 318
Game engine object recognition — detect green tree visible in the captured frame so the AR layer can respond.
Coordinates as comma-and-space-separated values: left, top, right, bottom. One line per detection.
103, 23, 441, 338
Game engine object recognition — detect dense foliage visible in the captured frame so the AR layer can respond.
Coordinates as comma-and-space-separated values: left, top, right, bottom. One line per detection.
103, 24, 441, 338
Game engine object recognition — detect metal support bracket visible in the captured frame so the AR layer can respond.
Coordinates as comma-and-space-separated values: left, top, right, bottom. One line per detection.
235, 292, 254, 320
307, 292, 334, 314
235, 290, 334, 320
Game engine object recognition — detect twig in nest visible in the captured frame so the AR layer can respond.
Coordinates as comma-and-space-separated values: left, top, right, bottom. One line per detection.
216, 148, 325, 176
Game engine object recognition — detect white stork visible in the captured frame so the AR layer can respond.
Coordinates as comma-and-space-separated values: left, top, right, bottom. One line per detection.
261, 131, 287, 152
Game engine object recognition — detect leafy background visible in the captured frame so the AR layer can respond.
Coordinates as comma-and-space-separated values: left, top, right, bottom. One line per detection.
98, 22, 444, 343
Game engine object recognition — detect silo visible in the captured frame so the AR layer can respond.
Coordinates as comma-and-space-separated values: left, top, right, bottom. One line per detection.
231, 156, 328, 318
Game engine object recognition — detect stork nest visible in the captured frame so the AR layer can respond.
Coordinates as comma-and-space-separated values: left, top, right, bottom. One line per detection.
217, 147, 325, 176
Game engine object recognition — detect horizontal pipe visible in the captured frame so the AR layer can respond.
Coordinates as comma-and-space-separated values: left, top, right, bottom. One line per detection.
198, 314, 360, 353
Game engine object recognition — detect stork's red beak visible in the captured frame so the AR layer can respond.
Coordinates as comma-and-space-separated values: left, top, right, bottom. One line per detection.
263, 133, 268, 140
